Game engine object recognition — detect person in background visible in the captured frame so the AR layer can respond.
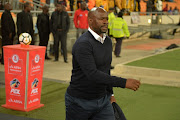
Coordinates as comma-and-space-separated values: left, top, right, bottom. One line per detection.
17, 2, 34, 45
1, 3, 16, 65
108, 7, 115, 37
143, 0, 153, 14
51, 3, 70, 62
173, 6, 179, 15
65, 7, 140, 120
37, 5, 51, 60
163, 4, 168, 12
73, 2, 88, 39
112, 12, 130, 57
134, 0, 141, 12
168, 7, 173, 15
156, 0, 162, 12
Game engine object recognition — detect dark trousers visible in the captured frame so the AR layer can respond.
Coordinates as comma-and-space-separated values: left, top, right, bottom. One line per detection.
65, 92, 115, 120
114, 37, 123, 57
39, 32, 49, 57
1, 36, 14, 64
76, 28, 87, 39
53, 31, 67, 61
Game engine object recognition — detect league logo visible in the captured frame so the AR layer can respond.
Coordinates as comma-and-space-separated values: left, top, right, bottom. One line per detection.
32, 78, 39, 89
12, 54, 19, 63
10, 78, 20, 88
35, 55, 40, 63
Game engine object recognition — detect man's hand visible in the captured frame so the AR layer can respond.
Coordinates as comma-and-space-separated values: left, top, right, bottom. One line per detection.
110, 96, 116, 103
9, 33, 12, 39
125, 78, 141, 91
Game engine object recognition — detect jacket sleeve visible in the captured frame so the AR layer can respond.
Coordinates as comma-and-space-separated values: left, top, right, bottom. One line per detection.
66, 12, 70, 32
73, 11, 78, 28
37, 14, 41, 32
1, 12, 11, 34
74, 41, 127, 88
50, 12, 54, 33
122, 20, 130, 37
16, 13, 22, 36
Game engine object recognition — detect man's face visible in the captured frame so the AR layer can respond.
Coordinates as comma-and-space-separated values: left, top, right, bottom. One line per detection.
81, 3, 87, 10
56, 4, 63, 12
26, 5, 32, 12
90, 9, 108, 34
43, 8, 49, 14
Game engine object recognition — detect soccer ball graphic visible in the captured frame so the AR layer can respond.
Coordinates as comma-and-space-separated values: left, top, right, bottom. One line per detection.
19, 33, 32, 45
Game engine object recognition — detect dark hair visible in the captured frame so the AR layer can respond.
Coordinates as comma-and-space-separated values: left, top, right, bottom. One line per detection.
118, 12, 123, 18
24, 2, 30, 9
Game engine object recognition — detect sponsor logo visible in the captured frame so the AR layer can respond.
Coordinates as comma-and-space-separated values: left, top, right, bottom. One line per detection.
8, 98, 22, 104
28, 98, 39, 104
10, 78, 21, 95
12, 54, 19, 63
10, 78, 20, 88
32, 78, 38, 88
35, 55, 40, 63
31, 78, 39, 95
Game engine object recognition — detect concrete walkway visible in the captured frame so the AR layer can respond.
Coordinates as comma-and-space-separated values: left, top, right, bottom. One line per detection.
0, 35, 180, 85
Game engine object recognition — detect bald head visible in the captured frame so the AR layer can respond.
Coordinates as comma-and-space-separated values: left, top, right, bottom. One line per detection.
88, 7, 107, 19
88, 7, 108, 36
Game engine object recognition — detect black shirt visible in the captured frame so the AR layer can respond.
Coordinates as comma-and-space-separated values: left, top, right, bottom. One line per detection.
67, 31, 127, 100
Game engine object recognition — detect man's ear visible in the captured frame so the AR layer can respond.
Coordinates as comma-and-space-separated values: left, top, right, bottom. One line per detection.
88, 18, 93, 24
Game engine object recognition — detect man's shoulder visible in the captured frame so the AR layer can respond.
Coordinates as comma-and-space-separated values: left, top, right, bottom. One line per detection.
74, 32, 93, 45
77, 31, 92, 41
52, 11, 57, 15
17, 11, 23, 16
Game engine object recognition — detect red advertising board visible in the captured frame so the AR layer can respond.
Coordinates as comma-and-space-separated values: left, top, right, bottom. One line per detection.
2, 45, 46, 112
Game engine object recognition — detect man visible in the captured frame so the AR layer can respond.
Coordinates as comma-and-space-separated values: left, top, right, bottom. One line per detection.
17, 2, 34, 45
163, 4, 168, 12
37, 5, 51, 60
156, 0, 162, 12
65, 7, 140, 120
112, 12, 130, 57
1, 3, 16, 65
143, 0, 153, 14
73, 2, 88, 39
51, 3, 70, 62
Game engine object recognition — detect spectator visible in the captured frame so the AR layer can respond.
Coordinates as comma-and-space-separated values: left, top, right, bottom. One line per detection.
168, 7, 173, 15
156, 0, 162, 12
74, 2, 88, 39
163, 4, 168, 12
1, 3, 16, 65
135, 0, 141, 12
51, 3, 70, 62
17, 2, 34, 45
143, 0, 154, 14
111, 12, 130, 57
37, 5, 51, 60
173, 6, 179, 15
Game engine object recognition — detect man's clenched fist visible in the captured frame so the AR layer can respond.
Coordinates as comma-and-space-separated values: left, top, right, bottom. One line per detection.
125, 79, 141, 91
